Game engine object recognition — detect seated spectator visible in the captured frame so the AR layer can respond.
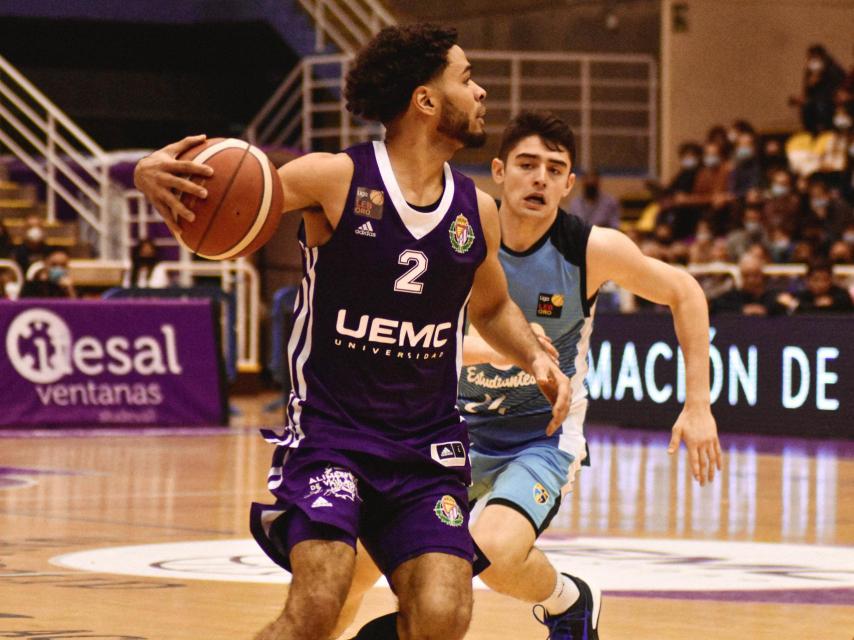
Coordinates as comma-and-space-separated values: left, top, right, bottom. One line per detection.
707, 125, 733, 160
568, 169, 621, 228
767, 226, 794, 263
0, 220, 11, 258
19, 248, 76, 298
764, 169, 801, 235
789, 240, 815, 265
12, 214, 49, 272
842, 222, 854, 251
729, 131, 762, 198
789, 44, 846, 134
710, 238, 731, 262
761, 137, 789, 179
829, 239, 852, 264
126, 239, 168, 288
643, 142, 702, 235
726, 119, 755, 146
727, 204, 768, 261
672, 141, 732, 236
688, 220, 715, 264
794, 258, 853, 313
710, 254, 786, 316
804, 177, 853, 241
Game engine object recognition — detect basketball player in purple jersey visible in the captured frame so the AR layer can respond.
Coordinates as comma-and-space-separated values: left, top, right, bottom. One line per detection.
134, 24, 570, 640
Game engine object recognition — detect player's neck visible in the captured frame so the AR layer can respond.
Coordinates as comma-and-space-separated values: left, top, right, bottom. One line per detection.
384, 129, 456, 206
499, 203, 558, 252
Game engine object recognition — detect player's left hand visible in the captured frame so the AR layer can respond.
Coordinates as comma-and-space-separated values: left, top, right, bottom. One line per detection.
668, 404, 722, 486
531, 354, 570, 436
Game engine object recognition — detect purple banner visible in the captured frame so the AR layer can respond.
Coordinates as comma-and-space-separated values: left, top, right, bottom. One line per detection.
586, 314, 853, 438
0, 299, 226, 427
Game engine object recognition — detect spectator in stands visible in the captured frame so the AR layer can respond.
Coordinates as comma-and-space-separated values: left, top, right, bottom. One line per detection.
764, 169, 801, 235
805, 177, 853, 241
761, 137, 789, 179
0, 220, 11, 258
688, 220, 715, 265
726, 119, 755, 146
568, 169, 621, 228
12, 214, 49, 273
767, 226, 794, 263
794, 258, 853, 313
645, 141, 702, 236
19, 248, 76, 298
829, 240, 852, 264
126, 239, 167, 288
710, 253, 786, 316
695, 141, 733, 233
726, 204, 767, 261
842, 222, 854, 251
707, 125, 733, 160
790, 239, 815, 265
729, 132, 762, 198
790, 44, 846, 134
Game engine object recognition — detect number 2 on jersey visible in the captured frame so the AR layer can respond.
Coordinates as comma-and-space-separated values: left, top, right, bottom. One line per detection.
394, 250, 428, 294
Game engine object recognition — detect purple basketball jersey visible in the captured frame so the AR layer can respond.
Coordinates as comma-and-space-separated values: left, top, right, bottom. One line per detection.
282, 141, 486, 474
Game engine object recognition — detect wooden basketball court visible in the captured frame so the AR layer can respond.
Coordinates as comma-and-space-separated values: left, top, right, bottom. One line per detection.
1, 392, 852, 639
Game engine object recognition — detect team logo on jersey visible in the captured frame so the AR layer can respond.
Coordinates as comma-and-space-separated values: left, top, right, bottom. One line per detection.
537, 292, 564, 318
354, 187, 384, 220
304, 466, 360, 503
533, 483, 550, 505
449, 214, 475, 254
355, 220, 376, 238
434, 495, 464, 527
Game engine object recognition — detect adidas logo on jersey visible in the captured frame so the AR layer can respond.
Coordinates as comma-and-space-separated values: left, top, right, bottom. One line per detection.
311, 496, 333, 508
355, 221, 376, 238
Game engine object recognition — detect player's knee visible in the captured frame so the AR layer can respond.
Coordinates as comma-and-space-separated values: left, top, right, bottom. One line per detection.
474, 527, 528, 575
399, 589, 472, 640
285, 584, 348, 638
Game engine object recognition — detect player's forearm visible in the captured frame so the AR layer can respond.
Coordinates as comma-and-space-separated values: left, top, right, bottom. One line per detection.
670, 273, 712, 408
470, 298, 544, 372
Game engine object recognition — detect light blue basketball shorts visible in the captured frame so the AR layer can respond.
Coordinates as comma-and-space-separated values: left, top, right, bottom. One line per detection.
468, 444, 580, 535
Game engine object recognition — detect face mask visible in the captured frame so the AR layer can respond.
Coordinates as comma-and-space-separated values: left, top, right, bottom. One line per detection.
584, 184, 599, 199
811, 197, 829, 210
735, 146, 753, 161
25, 226, 45, 243
703, 154, 720, 168
744, 221, 761, 234
807, 58, 824, 72
834, 114, 852, 130
727, 130, 739, 143
843, 232, 854, 244
48, 266, 67, 283
681, 156, 698, 169
773, 239, 790, 250
696, 232, 712, 243
770, 183, 790, 197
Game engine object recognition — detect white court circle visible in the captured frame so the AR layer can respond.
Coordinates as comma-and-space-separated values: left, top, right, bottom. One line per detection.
51, 536, 854, 593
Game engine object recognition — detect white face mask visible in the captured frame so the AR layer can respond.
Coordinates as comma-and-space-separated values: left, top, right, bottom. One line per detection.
807, 58, 824, 72
834, 114, 852, 130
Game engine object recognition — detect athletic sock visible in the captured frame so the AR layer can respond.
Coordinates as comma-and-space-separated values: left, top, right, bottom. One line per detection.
539, 572, 580, 615
349, 612, 399, 640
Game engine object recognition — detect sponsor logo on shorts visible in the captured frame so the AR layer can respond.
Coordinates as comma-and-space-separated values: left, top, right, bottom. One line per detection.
537, 292, 564, 318
304, 466, 360, 503
449, 214, 475, 254
533, 483, 550, 505
311, 496, 333, 508
434, 495, 464, 527
355, 187, 384, 220
430, 441, 466, 467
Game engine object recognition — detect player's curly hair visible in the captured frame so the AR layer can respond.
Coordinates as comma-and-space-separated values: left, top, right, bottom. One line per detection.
345, 24, 458, 125
498, 111, 577, 166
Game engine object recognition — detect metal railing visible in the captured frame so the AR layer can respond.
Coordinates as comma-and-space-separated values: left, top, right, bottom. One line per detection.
0, 54, 120, 258
246, 50, 658, 175
150, 259, 262, 372
299, 0, 394, 54
687, 263, 854, 290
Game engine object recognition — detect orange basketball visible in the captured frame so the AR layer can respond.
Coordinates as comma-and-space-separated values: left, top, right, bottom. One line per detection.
176, 137, 283, 260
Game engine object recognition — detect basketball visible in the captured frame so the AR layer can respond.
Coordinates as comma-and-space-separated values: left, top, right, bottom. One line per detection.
176, 137, 283, 260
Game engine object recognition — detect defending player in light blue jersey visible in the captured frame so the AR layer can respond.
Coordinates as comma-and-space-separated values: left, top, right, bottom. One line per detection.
336, 112, 722, 640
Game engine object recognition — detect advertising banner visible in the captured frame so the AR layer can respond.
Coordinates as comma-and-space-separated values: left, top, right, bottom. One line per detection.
585, 314, 853, 438
1, 299, 227, 427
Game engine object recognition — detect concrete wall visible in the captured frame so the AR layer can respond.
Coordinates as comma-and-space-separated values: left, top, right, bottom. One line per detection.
661, 0, 854, 175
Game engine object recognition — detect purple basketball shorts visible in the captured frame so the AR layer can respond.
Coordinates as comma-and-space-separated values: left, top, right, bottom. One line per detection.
250, 445, 477, 577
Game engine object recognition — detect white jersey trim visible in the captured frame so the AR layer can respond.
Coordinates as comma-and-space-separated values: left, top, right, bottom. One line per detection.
372, 141, 455, 240
285, 243, 318, 443
557, 306, 595, 463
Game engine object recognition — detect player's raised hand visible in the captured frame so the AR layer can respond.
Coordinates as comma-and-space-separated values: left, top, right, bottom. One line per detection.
668, 405, 722, 486
133, 134, 214, 234
531, 354, 570, 436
